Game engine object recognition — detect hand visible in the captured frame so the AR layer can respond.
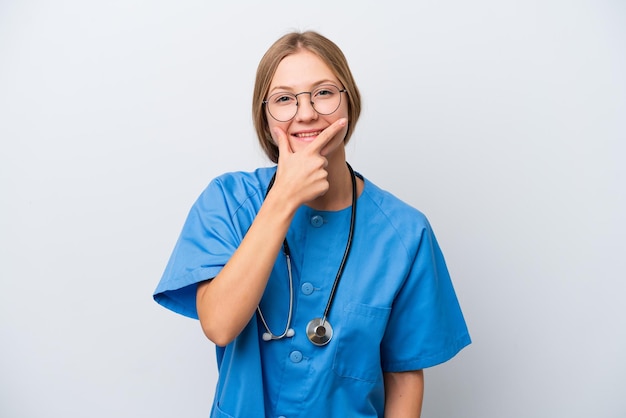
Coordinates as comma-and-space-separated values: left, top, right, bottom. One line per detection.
271, 118, 348, 207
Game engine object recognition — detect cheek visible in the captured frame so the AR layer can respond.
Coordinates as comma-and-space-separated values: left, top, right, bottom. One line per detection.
337, 104, 350, 138
338, 101, 350, 122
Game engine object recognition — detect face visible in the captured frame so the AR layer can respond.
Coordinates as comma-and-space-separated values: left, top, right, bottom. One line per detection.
266, 49, 349, 156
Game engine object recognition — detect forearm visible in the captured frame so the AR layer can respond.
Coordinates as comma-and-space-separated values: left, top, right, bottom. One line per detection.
196, 189, 298, 346
384, 370, 424, 418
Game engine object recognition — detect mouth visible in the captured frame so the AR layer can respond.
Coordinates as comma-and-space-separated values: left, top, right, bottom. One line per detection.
292, 130, 323, 142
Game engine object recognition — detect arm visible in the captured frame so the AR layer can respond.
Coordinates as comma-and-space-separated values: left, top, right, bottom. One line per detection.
196, 188, 297, 346
196, 119, 347, 346
384, 370, 424, 418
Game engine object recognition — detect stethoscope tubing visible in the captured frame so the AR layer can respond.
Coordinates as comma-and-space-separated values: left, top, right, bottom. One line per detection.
258, 162, 357, 345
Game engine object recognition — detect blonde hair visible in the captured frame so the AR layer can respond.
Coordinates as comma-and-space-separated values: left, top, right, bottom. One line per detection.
252, 31, 362, 163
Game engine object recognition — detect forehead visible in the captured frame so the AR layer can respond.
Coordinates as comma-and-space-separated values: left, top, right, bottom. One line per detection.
269, 49, 339, 91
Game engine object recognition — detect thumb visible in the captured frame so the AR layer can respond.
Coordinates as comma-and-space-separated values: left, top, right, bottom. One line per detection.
272, 127, 292, 157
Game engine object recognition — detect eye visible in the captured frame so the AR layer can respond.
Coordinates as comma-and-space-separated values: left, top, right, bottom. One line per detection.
271, 93, 296, 105
313, 86, 337, 99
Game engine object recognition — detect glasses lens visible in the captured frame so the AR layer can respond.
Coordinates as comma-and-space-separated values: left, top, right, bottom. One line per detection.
266, 92, 298, 122
311, 85, 342, 116
266, 85, 343, 122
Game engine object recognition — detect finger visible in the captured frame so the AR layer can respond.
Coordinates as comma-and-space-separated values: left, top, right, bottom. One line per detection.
309, 118, 348, 154
272, 127, 293, 157
320, 123, 349, 157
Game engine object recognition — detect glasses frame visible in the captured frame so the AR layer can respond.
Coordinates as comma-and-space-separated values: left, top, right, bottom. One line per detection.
263, 84, 347, 122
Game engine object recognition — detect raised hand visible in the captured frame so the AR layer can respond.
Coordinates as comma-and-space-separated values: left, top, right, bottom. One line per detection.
271, 118, 347, 208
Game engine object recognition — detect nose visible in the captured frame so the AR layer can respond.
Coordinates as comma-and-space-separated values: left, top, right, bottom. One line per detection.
294, 92, 318, 121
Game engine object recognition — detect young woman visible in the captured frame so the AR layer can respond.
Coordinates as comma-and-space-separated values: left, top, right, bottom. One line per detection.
154, 30, 471, 418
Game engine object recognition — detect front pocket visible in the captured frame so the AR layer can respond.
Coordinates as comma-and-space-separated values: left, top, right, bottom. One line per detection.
212, 402, 236, 418
331, 303, 391, 382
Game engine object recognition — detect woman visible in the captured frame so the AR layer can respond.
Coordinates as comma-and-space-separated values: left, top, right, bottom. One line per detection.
154, 30, 470, 418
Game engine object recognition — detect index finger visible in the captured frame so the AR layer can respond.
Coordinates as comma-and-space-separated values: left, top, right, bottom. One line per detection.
308, 118, 348, 153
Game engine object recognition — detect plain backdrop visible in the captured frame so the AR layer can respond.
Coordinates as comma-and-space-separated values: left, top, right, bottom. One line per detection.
1, 1, 625, 417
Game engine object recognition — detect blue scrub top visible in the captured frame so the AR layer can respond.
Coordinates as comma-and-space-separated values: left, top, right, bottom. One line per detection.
154, 166, 471, 418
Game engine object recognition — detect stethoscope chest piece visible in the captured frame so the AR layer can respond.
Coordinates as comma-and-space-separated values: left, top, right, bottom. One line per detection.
306, 317, 333, 346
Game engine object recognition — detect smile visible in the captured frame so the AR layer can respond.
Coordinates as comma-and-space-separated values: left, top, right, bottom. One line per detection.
294, 131, 322, 139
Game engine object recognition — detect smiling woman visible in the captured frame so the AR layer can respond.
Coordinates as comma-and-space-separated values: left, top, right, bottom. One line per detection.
153, 30, 470, 418
252, 32, 362, 164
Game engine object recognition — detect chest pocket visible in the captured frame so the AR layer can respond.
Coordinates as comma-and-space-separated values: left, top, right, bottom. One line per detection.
332, 303, 391, 382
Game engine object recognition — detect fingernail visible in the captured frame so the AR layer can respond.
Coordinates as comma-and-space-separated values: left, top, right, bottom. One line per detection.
339, 118, 347, 126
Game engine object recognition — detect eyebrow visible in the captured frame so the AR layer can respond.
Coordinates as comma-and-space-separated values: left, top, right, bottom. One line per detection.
268, 79, 340, 95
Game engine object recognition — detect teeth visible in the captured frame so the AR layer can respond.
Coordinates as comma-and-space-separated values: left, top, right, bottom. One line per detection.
295, 131, 320, 138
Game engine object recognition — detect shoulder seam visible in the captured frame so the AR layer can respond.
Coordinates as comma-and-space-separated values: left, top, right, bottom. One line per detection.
361, 187, 414, 261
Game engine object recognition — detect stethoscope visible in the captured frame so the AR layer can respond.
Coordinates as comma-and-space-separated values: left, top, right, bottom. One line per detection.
257, 162, 357, 346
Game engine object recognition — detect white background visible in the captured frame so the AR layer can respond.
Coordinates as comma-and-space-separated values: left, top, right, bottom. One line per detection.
1, 1, 625, 417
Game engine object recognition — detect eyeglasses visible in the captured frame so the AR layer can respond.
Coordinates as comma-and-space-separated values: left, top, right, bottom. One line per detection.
263, 84, 347, 122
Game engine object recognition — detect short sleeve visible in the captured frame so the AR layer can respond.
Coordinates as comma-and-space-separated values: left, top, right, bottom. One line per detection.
380, 222, 471, 372
153, 177, 254, 319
